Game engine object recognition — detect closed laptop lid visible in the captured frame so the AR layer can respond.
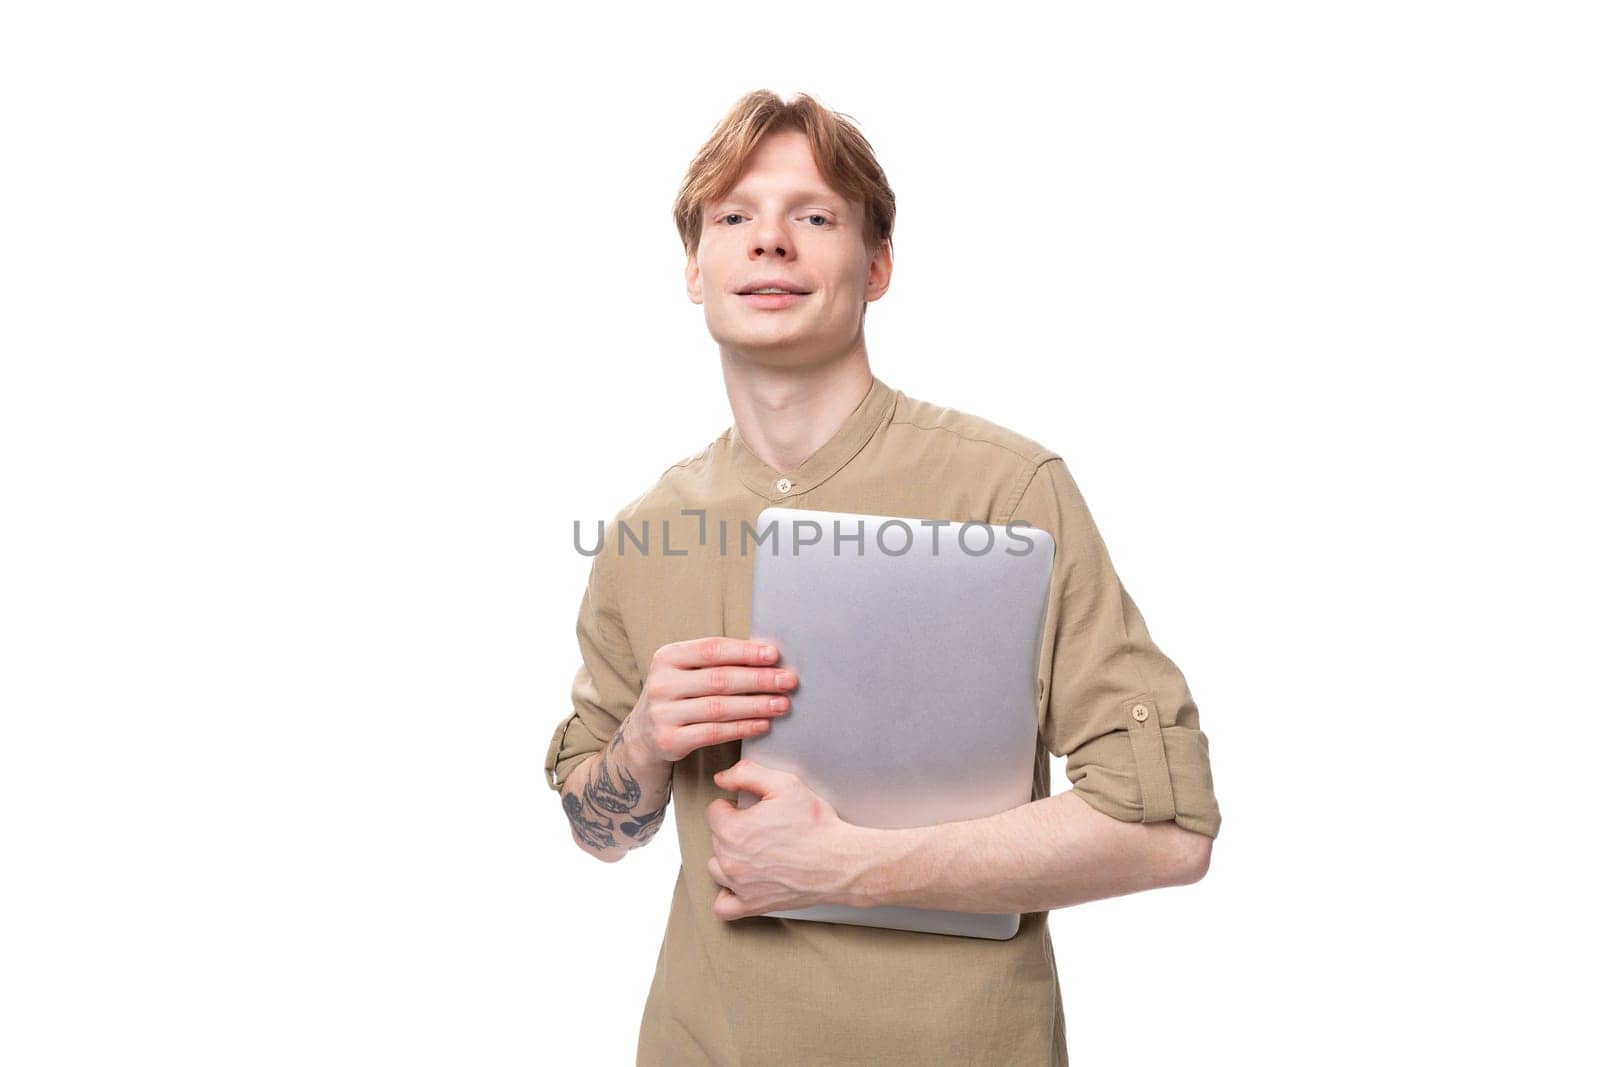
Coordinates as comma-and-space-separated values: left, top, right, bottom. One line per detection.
734, 506, 1055, 939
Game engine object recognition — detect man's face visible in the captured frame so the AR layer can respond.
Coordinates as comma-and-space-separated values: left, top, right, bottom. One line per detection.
686, 128, 891, 367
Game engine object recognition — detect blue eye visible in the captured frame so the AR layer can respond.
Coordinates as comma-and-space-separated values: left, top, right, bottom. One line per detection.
717, 212, 830, 227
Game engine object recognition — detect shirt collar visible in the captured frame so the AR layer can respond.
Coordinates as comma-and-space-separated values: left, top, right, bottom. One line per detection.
728, 373, 897, 501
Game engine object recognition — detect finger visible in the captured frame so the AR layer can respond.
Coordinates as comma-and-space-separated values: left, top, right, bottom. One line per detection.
707, 855, 727, 887
704, 797, 745, 836
677, 715, 776, 753
655, 636, 781, 670
712, 758, 789, 800
713, 886, 748, 922
659, 664, 797, 702
675, 693, 791, 724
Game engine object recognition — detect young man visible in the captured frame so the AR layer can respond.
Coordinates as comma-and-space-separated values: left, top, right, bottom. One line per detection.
545, 90, 1222, 1066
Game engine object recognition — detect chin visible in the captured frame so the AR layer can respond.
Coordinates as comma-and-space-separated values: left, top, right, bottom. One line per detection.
715, 333, 829, 367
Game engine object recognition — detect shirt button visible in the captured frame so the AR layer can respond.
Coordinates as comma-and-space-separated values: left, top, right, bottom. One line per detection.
776, 478, 792, 493
1131, 703, 1149, 723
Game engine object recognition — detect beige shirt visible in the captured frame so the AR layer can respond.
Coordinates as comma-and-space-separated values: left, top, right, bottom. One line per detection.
545, 373, 1221, 1066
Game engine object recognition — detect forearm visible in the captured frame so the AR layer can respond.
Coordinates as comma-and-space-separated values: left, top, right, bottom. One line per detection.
559, 713, 673, 862
841, 790, 1211, 912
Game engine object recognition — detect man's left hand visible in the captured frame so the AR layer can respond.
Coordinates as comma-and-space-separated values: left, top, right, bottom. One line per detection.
705, 759, 867, 921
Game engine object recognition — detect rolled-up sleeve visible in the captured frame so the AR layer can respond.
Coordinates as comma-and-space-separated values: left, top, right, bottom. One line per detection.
544, 548, 642, 792
1006, 457, 1222, 838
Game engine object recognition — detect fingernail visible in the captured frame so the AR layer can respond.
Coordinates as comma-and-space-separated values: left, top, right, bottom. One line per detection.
777, 671, 795, 686
761, 645, 777, 661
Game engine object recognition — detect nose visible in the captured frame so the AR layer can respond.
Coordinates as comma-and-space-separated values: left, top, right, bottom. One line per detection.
749, 215, 790, 259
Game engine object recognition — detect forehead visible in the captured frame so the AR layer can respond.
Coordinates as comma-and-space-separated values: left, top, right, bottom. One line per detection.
716, 181, 847, 207
716, 130, 848, 206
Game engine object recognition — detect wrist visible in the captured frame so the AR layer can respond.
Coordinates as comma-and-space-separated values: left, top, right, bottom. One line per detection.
618, 714, 672, 777
838, 824, 923, 909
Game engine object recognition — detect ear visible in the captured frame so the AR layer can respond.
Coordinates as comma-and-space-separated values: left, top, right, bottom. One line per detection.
864, 238, 893, 304
685, 249, 703, 305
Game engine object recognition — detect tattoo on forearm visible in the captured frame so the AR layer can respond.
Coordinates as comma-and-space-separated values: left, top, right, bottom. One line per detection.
622, 798, 668, 842
561, 717, 671, 851
584, 747, 642, 813
563, 792, 617, 850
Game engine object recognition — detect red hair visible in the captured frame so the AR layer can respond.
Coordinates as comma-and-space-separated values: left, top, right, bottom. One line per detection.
672, 90, 896, 258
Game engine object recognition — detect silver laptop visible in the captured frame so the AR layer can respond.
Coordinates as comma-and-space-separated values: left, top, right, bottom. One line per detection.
736, 505, 1056, 940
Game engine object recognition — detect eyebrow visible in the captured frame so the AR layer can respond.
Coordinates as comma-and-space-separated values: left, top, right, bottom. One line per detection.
717, 188, 845, 209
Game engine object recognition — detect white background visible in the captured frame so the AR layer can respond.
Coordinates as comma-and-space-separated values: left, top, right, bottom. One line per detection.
3, 2, 1596, 1064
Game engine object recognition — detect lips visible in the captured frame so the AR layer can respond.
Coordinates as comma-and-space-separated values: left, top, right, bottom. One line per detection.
738, 290, 808, 308
736, 280, 814, 295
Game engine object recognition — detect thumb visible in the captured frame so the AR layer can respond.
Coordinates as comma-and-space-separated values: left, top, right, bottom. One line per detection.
713, 758, 786, 800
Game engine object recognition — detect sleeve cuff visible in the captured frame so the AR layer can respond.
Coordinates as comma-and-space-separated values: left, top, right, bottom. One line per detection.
544, 711, 606, 793
1065, 695, 1221, 838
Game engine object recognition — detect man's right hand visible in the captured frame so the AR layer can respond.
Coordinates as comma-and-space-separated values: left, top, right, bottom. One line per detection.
625, 637, 797, 764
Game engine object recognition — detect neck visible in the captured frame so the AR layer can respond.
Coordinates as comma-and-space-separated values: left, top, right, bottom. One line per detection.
720, 347, 874, 474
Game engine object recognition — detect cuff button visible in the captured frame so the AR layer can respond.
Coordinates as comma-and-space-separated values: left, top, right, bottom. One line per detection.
1131, 703, 1150, 722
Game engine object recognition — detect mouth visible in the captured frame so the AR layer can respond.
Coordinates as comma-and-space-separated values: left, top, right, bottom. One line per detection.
736, 287, 814, 296
737, 289, 811, 309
